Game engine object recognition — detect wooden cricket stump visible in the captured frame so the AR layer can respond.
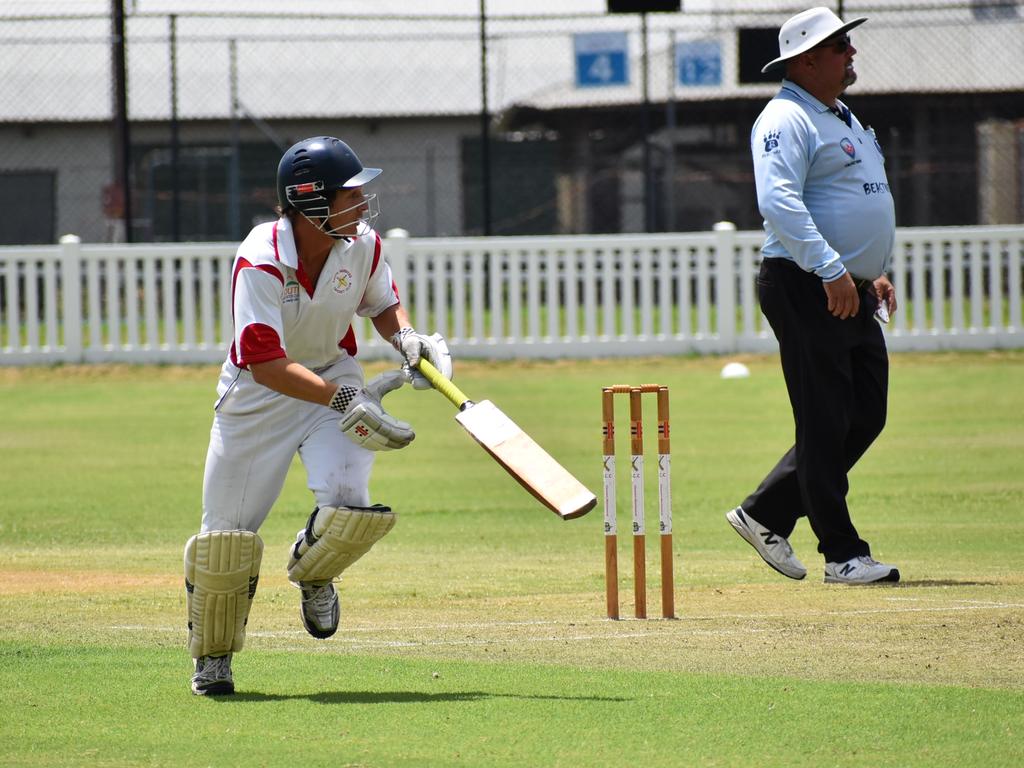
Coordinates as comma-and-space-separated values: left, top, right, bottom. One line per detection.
602, 384, 675, 620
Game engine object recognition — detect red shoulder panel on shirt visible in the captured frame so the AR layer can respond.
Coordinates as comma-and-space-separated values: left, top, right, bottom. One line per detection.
236, 323, 286, 368
234, 257, 284, 286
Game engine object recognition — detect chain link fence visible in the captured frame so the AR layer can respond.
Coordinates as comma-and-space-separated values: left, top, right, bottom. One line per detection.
1, 1, 1021, 245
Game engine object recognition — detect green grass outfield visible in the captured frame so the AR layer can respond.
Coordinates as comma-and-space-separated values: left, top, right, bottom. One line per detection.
1, 352, 1022, 767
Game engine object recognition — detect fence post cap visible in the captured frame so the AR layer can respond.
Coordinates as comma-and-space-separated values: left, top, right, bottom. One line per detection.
712, 221, 736, 232
59, 234, 81, 244
384, 228, 410, 239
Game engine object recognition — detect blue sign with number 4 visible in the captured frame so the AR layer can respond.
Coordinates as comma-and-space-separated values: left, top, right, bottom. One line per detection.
575, 32, 629, 88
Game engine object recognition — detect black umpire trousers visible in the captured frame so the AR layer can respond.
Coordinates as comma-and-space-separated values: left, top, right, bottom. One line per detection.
741, 257, 888, 563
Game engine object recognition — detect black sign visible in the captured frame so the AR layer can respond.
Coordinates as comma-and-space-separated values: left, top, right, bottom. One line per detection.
607, 0, 681, 12
738, 27, 781, 84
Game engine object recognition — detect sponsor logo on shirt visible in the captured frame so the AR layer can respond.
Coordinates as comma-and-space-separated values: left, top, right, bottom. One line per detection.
283, 280, 300, 304
863, 181, 891, 195
762, 130, 780, 154
840, 137, 862, 168
332, 268, 353, 295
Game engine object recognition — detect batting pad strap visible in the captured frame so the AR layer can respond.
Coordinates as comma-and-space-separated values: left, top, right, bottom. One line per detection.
184, 530, 263, 659
287, 505, 396, 584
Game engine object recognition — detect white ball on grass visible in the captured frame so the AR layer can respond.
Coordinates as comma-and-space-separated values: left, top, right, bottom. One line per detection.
720, 361, 750, 379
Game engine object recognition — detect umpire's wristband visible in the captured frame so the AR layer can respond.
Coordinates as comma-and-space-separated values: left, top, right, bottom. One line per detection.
328, 385, 359, 414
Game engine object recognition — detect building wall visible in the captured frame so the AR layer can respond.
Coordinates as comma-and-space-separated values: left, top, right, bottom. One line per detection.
0, 117, 474, 244
0, 124, 113, 243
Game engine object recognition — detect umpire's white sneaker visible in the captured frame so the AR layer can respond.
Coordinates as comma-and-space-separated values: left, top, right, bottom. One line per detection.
191, 654, 234, 696
825, 556, 900, 584
726, 507, 807, 580
299, 581, 340, 639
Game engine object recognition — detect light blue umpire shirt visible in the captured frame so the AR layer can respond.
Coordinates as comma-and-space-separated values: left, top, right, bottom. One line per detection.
751, 80, 896, 282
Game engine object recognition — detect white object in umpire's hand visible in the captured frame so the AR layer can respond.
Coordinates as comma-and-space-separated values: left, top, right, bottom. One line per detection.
874, 300, 890, 324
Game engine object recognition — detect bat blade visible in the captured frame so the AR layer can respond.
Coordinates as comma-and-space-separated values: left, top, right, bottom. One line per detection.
455, 400, 596, 520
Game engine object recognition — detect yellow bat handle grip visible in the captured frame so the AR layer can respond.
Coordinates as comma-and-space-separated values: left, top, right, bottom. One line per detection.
416, 358, 471, 410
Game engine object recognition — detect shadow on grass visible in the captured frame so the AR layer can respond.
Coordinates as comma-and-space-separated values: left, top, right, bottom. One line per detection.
892, 579, 1002, 588
215, 690, 631, 704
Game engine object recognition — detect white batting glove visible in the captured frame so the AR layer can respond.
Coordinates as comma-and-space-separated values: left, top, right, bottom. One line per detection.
338, 369, 415, 451
390, 328, 454, 390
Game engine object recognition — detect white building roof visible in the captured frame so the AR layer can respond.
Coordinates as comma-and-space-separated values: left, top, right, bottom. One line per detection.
2, 0, 1021, 123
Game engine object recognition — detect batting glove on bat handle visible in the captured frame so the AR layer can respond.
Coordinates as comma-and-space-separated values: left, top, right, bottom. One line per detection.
391, 327, 422, 367
392, 328, 454, 390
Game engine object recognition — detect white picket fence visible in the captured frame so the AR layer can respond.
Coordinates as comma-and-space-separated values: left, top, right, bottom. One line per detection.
1, 224, 1022, 365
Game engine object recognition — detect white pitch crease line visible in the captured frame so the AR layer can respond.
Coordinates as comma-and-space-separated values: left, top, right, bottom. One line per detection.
108, 599, 1022, 639
107, 623, 561, 635
338, 628, 771, 650
884, 597, 1024, 609
343, 619, 565, 632
345, 634, 668, 649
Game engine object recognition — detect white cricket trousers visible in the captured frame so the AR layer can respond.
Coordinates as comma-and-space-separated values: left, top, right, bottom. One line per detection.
200, 358, 374, 533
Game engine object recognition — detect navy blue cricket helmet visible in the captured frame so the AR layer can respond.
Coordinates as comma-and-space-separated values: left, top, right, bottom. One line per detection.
276, 137, 382, 234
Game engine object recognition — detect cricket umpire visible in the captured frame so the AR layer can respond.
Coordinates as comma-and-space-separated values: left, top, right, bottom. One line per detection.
726, 8, 901, 584
183, 136, 452, 695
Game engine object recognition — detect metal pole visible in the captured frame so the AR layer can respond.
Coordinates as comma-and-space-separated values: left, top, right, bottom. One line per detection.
426, 145, 437, 237
665, 29, 676, 232
641, 13, 653, 232
169, 14, 180, 241
479, 0, 492, 236
111, 0, 133, 242
229, 38, 241, 240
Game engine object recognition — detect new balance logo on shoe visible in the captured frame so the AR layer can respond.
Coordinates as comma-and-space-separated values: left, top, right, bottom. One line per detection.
725, 507, 807, 580
824, 555, 900, 584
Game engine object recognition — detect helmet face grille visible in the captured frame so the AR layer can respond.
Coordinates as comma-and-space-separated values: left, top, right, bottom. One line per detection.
282, 176, 379, 240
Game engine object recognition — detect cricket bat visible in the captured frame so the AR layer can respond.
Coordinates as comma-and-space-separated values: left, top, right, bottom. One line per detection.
416, 359, 596, 520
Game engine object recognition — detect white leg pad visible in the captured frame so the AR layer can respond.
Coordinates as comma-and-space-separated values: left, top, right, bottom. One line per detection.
287, 505, 396, 584
185, 530, 263, 659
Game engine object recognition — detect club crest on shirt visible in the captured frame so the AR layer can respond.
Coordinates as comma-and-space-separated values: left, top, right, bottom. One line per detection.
762, 130, 781, 153
332, 268, 353, 295
282, 279, 300, 304
840, 138, 856, 158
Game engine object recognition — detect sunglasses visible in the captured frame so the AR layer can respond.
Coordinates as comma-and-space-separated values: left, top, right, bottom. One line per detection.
813, 34, 852, 53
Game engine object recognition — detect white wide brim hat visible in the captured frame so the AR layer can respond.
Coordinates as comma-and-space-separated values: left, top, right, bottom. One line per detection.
761, 6, 867, 74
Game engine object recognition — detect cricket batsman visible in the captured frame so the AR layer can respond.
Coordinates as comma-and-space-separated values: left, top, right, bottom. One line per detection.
184, 136, 452, 695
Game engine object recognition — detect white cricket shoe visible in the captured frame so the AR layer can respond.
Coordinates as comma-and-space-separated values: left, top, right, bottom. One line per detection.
299, 581, 340, 639
824, 556, 900, 584
726, 506, 807, 580
191, 654, 234, 696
